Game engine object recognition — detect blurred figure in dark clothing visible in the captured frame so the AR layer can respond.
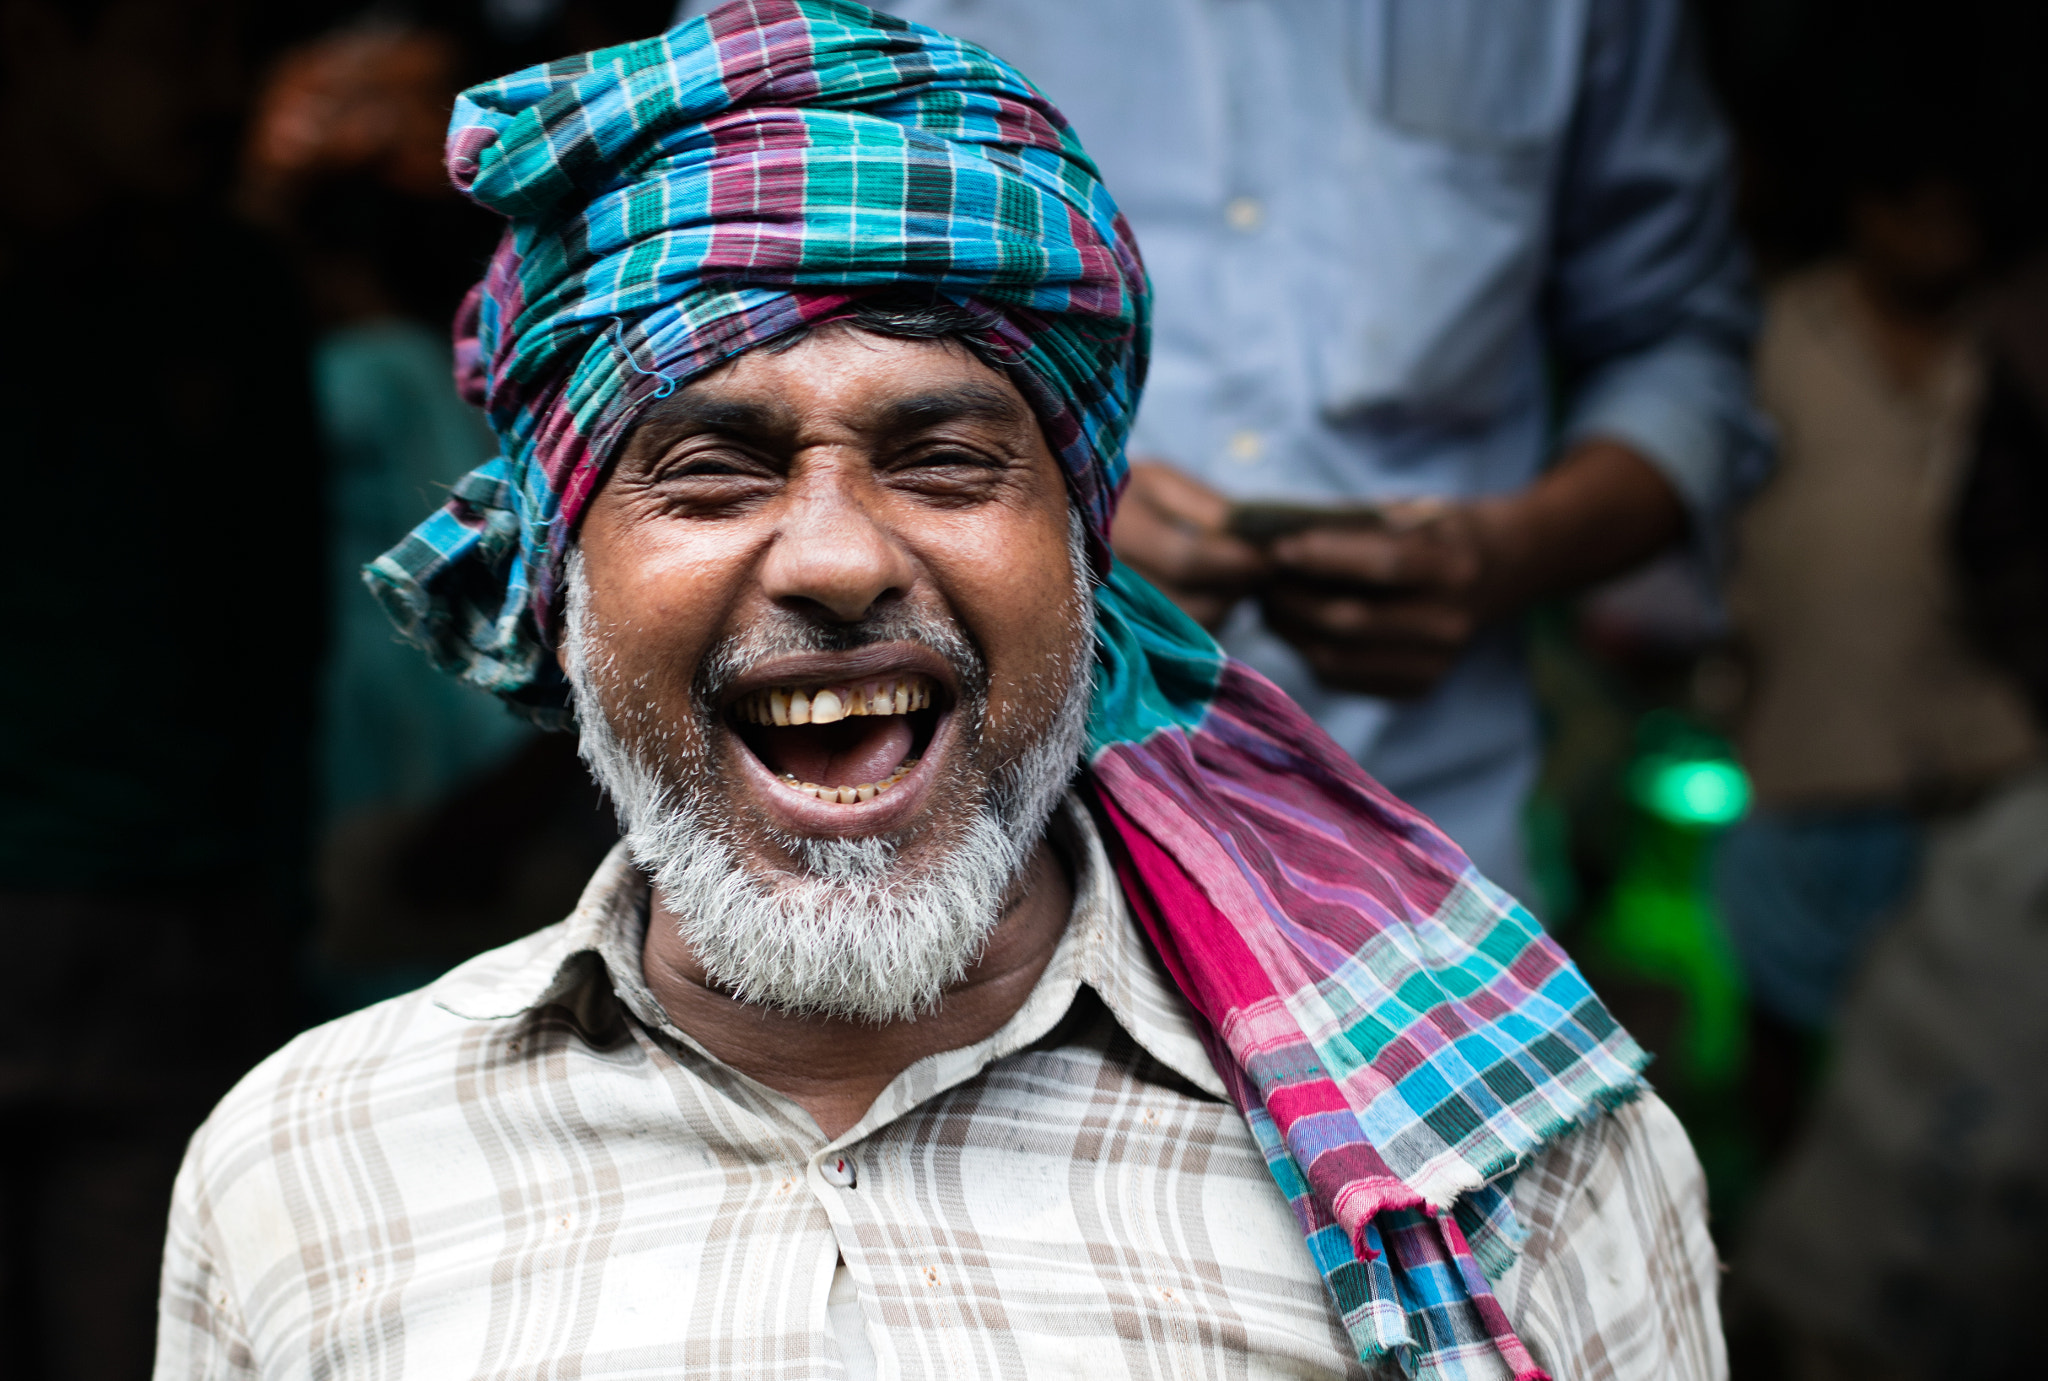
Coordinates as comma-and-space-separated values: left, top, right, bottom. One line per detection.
242, 23, 615, 1011
239, 22, 490, 326
1956, 254, 2048, 723
0, 0, 318, 1375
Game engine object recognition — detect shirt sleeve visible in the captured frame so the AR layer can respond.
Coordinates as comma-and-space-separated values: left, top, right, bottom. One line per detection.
1499, 1093, 1727, 1381
153, 1122, 258, 1381
1546, 0, 1773, 555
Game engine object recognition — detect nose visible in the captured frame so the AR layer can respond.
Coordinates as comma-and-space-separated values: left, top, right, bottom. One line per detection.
755, 458, 915, 623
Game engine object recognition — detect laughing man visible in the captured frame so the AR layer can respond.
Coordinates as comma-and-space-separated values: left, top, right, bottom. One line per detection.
156, 5, 1722, 1378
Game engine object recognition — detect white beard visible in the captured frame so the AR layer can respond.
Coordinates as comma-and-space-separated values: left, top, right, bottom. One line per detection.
560, 522, 1094, 1025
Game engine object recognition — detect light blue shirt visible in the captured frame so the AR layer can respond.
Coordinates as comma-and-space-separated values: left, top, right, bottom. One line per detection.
676, 0, 1770, 899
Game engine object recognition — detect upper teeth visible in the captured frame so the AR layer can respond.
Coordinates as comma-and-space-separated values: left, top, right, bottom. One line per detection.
734, 675, 936, 726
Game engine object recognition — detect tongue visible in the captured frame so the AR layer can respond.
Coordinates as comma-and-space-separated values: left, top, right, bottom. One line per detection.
752, 716, 916, 787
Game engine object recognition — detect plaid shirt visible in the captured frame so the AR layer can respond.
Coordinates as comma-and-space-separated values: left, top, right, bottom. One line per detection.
157, 798, 1724, 1379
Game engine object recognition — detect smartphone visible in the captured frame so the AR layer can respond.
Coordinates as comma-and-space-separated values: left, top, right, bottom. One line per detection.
1224, 501, 1389, 544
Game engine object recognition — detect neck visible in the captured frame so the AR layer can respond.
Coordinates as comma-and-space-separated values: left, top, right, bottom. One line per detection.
1849, 262, 1968, 390
640, 839, 1072, 1139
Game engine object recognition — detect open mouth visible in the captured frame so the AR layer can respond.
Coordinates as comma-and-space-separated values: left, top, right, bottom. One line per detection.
729, 673, 945, 805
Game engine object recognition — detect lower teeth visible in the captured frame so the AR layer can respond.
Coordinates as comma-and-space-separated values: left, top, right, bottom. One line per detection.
777, 758, 920, 805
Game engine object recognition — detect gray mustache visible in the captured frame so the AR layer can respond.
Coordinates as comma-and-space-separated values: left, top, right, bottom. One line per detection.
693, 603, 989, 708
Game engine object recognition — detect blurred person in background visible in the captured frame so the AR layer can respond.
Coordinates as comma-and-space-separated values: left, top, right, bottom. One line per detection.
755, 0, 1777, 906
0, 0, 318, 1374
1723, 163, 2048, 1381
1956, 254, 2048, 731
0, 1, 682, 1372
243, 22, 617, 1010
1714, 154, 2039, 1062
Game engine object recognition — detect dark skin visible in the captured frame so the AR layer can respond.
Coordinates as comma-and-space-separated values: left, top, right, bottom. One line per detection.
575, 328, 1082, 1140
1844, 177, 1981, 391
1111, 439, 1686, 699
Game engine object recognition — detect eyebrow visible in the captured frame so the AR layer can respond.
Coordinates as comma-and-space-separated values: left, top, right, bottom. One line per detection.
634, 394, 790, 441
872, 383, 1033, 437
627, 381, 1034, 463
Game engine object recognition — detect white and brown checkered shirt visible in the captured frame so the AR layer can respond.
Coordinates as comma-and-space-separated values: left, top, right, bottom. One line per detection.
157, 797, 1724, 1380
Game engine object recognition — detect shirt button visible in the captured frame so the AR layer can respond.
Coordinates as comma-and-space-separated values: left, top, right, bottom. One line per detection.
1225, 196, 1263, 231
1227, 429, 1264, 464
820, 1155, 858, 1189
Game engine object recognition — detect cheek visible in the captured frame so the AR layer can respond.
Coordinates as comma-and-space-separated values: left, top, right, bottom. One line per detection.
576, 495, 753, 693
928, 503, 1086, 730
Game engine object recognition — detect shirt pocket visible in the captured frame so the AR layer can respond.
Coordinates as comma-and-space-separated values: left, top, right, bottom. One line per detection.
1361, 0, 1586, 149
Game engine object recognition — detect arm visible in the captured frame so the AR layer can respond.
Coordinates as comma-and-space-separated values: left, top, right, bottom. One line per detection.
1545, 0, 1771, 544
1502, 1094, 1727, 1381
153, 1130, 258, 1381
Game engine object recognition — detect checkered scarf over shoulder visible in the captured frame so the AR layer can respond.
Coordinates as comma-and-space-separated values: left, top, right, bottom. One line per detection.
368, 4, 1645, 1377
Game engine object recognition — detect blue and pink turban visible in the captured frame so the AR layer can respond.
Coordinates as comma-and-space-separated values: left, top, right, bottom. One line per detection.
369, 4, 1645, 1376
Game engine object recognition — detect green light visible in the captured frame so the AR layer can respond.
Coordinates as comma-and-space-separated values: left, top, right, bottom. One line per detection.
1632, 757, 1750, 827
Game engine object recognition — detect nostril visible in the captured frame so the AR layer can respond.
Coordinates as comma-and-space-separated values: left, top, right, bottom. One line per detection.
778, 585, 909, 627
758, 518, 915, 623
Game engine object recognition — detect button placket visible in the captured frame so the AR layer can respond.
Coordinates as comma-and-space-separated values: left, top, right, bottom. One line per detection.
804, 1146, 872, 1369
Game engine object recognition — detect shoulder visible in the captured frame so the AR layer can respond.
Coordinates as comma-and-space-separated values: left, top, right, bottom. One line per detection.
162, 919, 664, 1374
184, 921, 589, 1203
1514, 1092, 1704, 1228
1504, 1093, 1726, 1381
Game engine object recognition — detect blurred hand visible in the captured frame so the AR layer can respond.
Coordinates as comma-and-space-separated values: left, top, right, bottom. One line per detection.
1260, 438, 1686, 700
1110, 460, 1268, 631
1260, 499, 1501, 699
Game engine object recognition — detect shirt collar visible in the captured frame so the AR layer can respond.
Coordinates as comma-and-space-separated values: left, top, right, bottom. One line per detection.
1057, 791, 1226, 1098
428, 790, 1228, 1106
